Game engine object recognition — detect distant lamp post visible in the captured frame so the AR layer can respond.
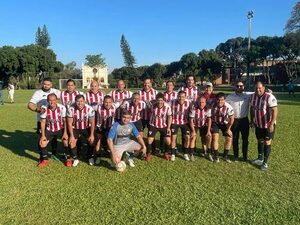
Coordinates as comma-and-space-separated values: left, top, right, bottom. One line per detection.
246, 10, 254, 90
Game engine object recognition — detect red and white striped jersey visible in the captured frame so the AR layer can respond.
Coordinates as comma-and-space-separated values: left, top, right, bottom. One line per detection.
149, 103, 172, 128
108, 89, 132, 102
85, 91, 105, 111
139, 88, 158, 120
67, 104, 95, 130
211, 102, 234, 125
40, 103, 66, 132
61, 90, 81, 109
250, 92, 277, 128
96, 104, 117, 129
171, 99, 191, 125
122, 100, 146, 122
164, 91, 177, 104
179, 85, 198, 103
189, 104, 211, 127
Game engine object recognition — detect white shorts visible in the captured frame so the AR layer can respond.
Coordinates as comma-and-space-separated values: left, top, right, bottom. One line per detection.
114, 140, 141, 157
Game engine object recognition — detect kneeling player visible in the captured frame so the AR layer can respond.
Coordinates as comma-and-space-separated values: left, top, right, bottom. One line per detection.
107, 110, 146, 171
67, 95, 95, 167
38, 93, 68, 167
189, 96, 212, 161
211, 93, 234, 163
170, 91, 191, 161
146, 93, 172, 161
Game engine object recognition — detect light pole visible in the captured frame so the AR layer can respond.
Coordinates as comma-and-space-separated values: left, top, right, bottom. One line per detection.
247, 10, 254, 90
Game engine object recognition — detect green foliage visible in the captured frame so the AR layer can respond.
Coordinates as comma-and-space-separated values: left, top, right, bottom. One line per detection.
120, 34, 136, 67
85, 54, 106, 67
199, 49, 223, 82
0, 90, 300, 224
179, 52, 200, 76
285, 2, 300, 33
35, 24, 51, 48
143, 63, 166, 86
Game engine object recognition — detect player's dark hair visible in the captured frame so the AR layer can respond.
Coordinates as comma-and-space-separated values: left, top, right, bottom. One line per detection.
66, 79, 75, 85
256, 81, 265, 87
216, 92, 226, 99
185, 75, 195, 81
75, 94, 85, 101
47, 93, 57, 101
132, 92, 140, 98
235, 80, 244, 85
122, 109, 131, 116
156, 92, 165, 101
43, 77, 52, 83
178, 90, 186, 96
143, 77, 152, 82
166, 80, 174, 86
103, 95, 112, 101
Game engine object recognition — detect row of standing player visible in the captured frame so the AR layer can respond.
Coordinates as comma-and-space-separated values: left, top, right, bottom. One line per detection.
28, 76, 278, 171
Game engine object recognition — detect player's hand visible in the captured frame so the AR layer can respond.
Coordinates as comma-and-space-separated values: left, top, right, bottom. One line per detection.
206, 131, 211, 137
39, 136, 47, 145
69, 136, 75, 145
225, 129, 232, 137
111, 151, 120, 165
140, 146, 147, 155
167, 128, 171, 136
268, 124, 274, 133
88, 135, 95, 145
62, 133, 68, 141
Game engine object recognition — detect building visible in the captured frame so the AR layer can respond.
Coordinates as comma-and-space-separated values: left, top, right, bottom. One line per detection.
81, 64, 109, 89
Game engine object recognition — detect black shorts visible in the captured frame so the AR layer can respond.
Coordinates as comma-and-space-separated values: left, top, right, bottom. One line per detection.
196, 126, 208, 137
255, 126, 275, 141
96, 127, 110, 137
73, 128, 90, 140
142, 120, 150, 129
171, 124, 190, 136
148, 126, 170, 138
133, 120, 143, 132
211, 122, 229, 136
45, 130, 64, 141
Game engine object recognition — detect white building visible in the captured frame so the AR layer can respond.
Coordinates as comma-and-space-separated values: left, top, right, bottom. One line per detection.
81, 64, 109, 89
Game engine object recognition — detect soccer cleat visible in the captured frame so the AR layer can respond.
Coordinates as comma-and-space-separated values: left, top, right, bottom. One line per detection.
223, 157, 232, 163
183, 154, 190, 161
37, 160, 49, 168
252, 158, 263, 166
190, 154, 195, 162
88, 158, 95, 166
170, 154, 176, 162
214, 157, 220, 163
164, 153, 170, 161
95, 157, 101, 165
65, 159, 72, 167
145, 154, 151, 162
127, 158, 135, 167
72, 159, 79, 167
260, 163, 268, 170
207, 154, 214, 162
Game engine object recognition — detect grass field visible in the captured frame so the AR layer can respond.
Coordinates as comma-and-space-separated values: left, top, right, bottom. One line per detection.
0, 89, 300, 225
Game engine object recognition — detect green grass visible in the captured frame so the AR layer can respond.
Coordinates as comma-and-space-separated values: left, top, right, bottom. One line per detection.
0, 90, 300, 225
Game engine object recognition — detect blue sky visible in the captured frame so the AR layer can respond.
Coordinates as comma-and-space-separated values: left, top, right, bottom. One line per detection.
0, 0, 296, 71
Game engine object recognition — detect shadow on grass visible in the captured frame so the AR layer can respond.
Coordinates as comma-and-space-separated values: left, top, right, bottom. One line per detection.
0, 129, 39, 161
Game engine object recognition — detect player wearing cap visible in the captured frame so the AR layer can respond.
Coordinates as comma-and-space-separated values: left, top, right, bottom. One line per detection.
38, 93, 68, 167
67, 95, 95, 167
189, 96, 213, 161
201, 82, 216, 107
250, 81, 278, 170
211, 92, 234, 163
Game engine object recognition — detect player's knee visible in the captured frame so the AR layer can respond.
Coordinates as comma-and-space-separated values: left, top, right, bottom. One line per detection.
264, 140, 272, 145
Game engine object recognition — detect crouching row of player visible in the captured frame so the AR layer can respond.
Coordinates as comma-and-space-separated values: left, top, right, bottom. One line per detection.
38, 89, 234, 171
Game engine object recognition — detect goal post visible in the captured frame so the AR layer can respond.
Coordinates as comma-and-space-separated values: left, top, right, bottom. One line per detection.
59, 79, 83, 90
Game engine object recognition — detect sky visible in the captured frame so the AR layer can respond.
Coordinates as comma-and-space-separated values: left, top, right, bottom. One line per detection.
0, 0, 297, 71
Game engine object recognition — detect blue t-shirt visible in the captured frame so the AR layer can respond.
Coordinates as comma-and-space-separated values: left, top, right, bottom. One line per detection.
108, 122, 140, 145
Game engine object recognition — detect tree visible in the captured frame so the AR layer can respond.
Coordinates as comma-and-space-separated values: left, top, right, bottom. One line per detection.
143, 63, 166, 86
65, 61, 77, 70
179, 53, 200, 76
199, 49, 223, 83
285, 2, 300, 33
120, 34, 136, 67
85, 54, 106, 67
35, 25, 51, 48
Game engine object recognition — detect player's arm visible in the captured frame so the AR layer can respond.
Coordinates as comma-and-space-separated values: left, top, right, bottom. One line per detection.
250, 105, 254, 126
226, 115, 234, 137
67, 117, 75, 144
88, 117, 95, 144
206, 117, 212, 137
167, 115, 172, 135
268, 106, 278, 133
189, 117, 196, 138
27, 102, 45, 113
62, 118, 68, 141
107, 124, 120, 164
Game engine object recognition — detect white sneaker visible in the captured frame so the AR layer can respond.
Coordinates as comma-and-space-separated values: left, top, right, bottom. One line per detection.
252, 158, 263, 166
95, 157, 101, 165
88, 158, 94, 166
183, 154, 190, 161
72, 159, 79, 167
127, 158, 135, 167
171, 154, 176, 161
208, 154, 214, 162
190, 154, 195, 161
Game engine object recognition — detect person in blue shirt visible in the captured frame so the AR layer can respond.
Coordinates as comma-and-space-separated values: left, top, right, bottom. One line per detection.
107, 109, 147, 169
287, 81, 296, 97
